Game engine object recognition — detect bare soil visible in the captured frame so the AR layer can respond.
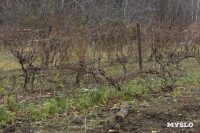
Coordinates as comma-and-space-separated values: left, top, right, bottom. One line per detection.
2, 94, 200, 133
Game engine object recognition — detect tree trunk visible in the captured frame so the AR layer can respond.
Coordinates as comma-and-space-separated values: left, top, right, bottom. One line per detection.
196, 0, 200, 22
192, 0, 194, 21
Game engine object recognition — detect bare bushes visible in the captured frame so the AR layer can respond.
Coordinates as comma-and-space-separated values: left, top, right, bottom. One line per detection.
142, 22, 200, 90
3, 27, 68, 92
3, 21, 200, 93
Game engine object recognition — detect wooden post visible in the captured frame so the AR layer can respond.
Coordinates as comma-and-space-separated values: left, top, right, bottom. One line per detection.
137, 23, 143, 70
45, 26, 53, 66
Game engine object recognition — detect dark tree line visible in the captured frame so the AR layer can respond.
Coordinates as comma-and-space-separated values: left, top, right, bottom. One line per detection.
0, 0, 199, 26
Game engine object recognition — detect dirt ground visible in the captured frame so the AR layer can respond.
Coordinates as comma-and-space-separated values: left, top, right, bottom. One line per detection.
2, 94, 200, 133
106, 103, 200, 133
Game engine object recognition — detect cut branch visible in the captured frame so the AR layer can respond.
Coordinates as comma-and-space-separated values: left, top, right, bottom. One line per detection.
115, 103, 130, 123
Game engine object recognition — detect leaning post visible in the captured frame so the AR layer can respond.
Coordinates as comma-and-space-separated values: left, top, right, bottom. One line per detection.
137, 23, 143, 70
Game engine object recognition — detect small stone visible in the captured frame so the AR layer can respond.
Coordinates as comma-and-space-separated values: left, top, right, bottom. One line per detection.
109, 129, 116, 133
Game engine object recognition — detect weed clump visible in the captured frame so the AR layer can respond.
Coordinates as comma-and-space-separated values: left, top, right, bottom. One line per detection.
0, 105, 15, 127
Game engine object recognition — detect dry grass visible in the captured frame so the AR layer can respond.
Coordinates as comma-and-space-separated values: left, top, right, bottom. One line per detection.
0, 49, 20, 71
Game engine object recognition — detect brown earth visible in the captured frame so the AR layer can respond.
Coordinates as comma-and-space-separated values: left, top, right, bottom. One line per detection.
2, 94, 200, 133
